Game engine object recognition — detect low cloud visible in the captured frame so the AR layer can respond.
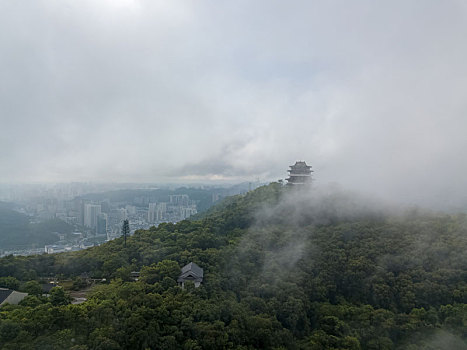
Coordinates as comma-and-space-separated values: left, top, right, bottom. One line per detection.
1, 1, 467, 207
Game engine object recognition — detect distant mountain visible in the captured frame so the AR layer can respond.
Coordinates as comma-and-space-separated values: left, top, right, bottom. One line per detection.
0, 202, 73, 250
78, 185, 255, 212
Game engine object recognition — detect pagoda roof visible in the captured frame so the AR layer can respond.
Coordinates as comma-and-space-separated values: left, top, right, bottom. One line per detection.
180, 262, 203, 277
178, 262, 204, 283
289, 161, 312, 169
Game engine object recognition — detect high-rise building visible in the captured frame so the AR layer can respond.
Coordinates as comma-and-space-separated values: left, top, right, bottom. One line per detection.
157, 203, 166, 221
100, 201, 110, 214
180, 206, 197, 220
148, 202, 167, 223
169, 194, 190, 206
97, 213, 108, 235
148, 203, 157, 223
84, 204, 101, 230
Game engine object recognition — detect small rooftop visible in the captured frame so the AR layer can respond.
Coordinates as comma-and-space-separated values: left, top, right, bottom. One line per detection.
178, 262, 204, 287
180, 262, 203, 278
0, 288, 28, 306
0, 288, 13, 304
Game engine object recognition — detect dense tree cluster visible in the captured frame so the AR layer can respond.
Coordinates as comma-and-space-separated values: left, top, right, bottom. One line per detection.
0, 183, 466, 349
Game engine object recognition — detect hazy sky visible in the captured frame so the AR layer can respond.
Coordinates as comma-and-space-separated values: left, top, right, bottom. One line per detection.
1, 1, 467, 206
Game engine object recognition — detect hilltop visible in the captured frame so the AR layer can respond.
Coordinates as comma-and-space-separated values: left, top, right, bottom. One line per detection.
0, 183, 465, 349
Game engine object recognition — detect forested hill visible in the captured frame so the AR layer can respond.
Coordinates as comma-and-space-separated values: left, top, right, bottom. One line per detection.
0, 202, 74, 250
0, 183, 466, 349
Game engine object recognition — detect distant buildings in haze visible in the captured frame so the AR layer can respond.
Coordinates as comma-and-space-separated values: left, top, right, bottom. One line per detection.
83, 204, 101, 229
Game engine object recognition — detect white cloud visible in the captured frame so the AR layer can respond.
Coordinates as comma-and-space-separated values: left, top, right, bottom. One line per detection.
1, 0, 467, 207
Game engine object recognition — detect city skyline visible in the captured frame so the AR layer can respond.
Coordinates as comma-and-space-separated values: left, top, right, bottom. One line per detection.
0, 183, 240, 257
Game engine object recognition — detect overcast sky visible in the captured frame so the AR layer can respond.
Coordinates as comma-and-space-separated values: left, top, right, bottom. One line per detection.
1, 1, 467, 206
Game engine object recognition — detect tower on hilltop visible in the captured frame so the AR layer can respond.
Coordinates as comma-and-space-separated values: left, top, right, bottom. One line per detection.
286, 161, 313, 186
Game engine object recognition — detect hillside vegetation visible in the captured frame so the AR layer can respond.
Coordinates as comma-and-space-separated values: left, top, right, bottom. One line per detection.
0, 183, 466, 349
0, 202, 74, 250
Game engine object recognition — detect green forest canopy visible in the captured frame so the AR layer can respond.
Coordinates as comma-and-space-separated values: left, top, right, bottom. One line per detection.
0, 183, 465, 349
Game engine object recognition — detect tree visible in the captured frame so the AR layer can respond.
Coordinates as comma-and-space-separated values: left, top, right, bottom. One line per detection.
22, 280, 42, 295
0, 276, 19, 290
140, 260, 180, 284
49, 287, 72, 306
122, 219, 130, 248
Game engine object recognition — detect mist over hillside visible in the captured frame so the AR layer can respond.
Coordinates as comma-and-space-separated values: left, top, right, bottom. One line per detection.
1, 0, 467, 347
0, 183, 465, 348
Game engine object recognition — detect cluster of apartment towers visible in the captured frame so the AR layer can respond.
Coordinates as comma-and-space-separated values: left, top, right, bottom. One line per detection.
147, 195, 197, 223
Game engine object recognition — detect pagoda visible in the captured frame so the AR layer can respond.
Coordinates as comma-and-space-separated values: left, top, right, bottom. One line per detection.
286, 161, 313, 186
